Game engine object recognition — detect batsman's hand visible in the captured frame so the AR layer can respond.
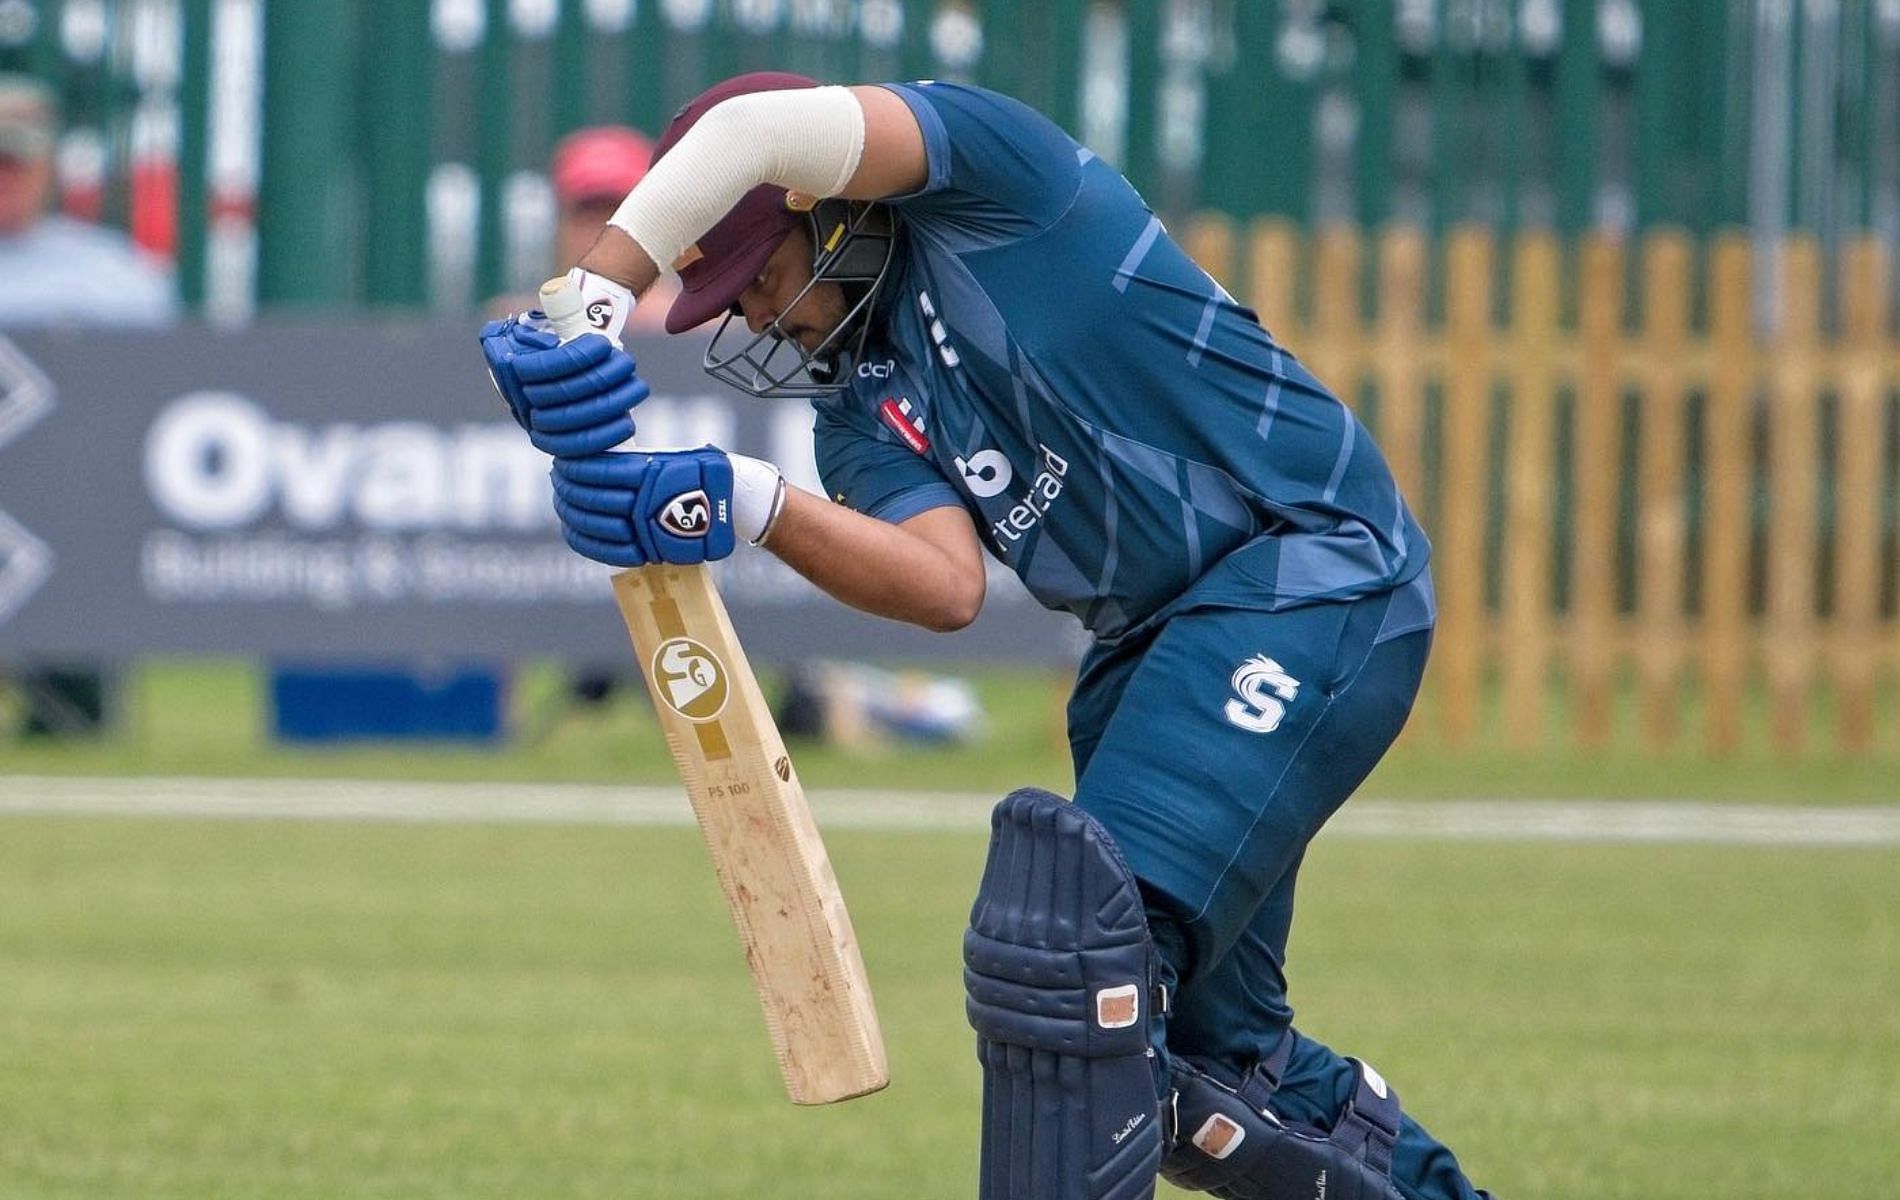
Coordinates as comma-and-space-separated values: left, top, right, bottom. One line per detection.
479, 318, 648, 457
478, 312, 555, 434
551, 447, 787, 568
562, 267, 636, 346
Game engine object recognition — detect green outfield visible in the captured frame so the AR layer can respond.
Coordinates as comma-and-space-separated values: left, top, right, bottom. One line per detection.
5, 660, 1899, 1196
1, 806, 1895, 1199
7, 658, 1900, 803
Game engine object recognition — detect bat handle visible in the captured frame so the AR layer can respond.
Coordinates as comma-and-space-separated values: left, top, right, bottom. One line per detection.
538, 276, 590, 344
538, 276, 647, 588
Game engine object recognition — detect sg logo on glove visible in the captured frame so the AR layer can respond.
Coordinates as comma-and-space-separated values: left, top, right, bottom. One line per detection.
660, 490, 716, 539
550, 447, 738, 568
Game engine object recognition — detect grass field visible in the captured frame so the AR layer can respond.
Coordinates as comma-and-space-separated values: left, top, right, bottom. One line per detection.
8, 658, 1900, 803
4, 659, 1898, 1196
2, 805, 1897, 1199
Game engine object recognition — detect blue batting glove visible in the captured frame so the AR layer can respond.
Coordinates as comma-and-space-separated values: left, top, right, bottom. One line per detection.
512, 333, 649, 458
479, 314, 558, 433
550, 447, 737, 568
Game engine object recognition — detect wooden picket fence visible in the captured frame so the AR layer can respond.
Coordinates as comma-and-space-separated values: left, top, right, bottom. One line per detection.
1183, 217, 1900, 757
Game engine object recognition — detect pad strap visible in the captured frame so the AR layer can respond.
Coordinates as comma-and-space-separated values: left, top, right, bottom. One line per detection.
1329, 1061, 1402, 1178
1162, 1037, 1404, 1200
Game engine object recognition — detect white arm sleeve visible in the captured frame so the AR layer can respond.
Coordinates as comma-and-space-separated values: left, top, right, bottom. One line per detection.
607, 86, 867, 274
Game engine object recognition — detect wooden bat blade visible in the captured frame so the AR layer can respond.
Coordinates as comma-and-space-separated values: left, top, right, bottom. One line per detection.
614, 563, 888, 1105
534, 275, 883, 1103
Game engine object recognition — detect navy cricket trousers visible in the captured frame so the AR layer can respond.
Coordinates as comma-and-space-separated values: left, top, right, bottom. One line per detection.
1066, 584, 1485, 1200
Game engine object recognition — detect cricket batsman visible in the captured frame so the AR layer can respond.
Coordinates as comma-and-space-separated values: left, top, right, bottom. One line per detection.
482, 73, 1493, 1200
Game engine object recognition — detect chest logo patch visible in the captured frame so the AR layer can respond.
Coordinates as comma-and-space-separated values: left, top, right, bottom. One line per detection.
954, 449, 1013, 498
878, 396, 930, 454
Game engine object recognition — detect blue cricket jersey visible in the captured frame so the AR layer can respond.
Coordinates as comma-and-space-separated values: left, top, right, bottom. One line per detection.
814, 81, 1432, 644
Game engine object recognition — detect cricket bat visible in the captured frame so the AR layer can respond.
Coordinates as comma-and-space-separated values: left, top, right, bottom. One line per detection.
539, 277, 889, 1105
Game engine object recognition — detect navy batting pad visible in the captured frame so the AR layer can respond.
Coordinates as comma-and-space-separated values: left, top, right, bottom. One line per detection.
965, 788, 1163, 1200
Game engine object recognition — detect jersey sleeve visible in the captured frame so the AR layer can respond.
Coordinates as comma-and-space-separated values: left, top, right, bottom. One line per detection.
879, 81, 1083, 239
813, 399, 964, 525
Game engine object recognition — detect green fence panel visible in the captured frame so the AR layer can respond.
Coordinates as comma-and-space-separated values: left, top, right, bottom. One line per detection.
4, 0, 1894, 317
1353, 0, 1397, 229
620, 3, 666, 136
1121, 0, 1162, 206
175, 0, 212, 309
473, 0, 515, 304
257, 0, 358, 306
358, 0, 432, 309
551, 0, 588, 133
1636, 0, 1718, 234
1202, 0, 1301, 222
1551, 0, 1599, 234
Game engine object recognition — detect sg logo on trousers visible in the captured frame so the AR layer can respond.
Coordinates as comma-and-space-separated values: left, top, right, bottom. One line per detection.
1224, 655, 1300, 733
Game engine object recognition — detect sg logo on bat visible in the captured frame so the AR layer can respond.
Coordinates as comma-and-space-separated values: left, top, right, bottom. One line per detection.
651, 636, 730, 721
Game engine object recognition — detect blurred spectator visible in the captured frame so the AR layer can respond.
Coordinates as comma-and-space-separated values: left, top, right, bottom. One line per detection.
492, 124, 677, 325
1, 72, 176, 737
0, 73, 176, 328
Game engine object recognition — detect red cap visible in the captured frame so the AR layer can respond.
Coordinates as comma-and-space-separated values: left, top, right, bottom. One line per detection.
655, 72, 821, 335
551, 126, 654, 206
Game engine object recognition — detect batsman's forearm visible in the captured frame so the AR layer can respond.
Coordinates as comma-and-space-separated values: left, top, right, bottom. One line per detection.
764, 489, 986, 633
577, 226, 663, 295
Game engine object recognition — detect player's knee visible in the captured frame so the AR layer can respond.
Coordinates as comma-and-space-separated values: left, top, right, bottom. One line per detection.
1162, 1044, 1405, 1200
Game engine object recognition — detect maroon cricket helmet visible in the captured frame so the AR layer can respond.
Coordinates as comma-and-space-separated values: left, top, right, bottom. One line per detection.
654, 71, 822, 335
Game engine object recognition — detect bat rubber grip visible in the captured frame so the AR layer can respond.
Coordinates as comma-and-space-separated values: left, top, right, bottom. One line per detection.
539, 276, 590, 343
